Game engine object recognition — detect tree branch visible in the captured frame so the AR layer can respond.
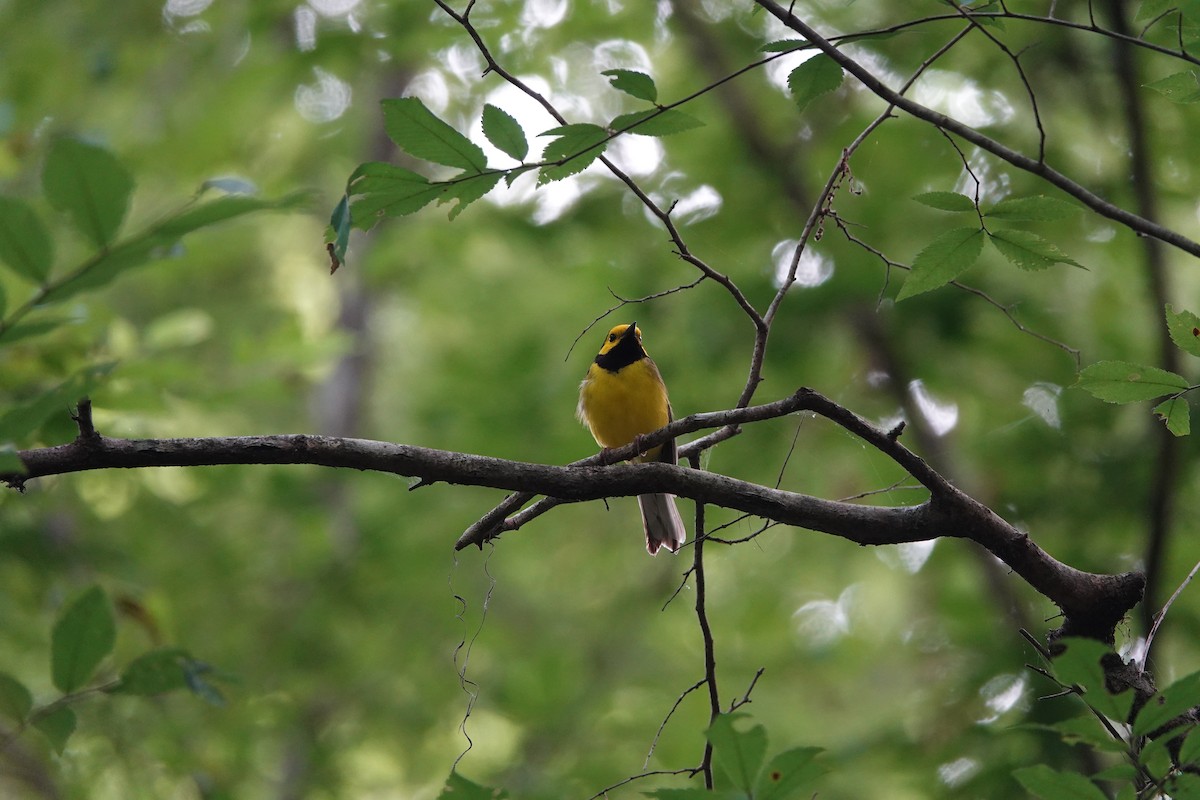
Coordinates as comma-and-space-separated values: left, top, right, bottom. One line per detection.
687, 452, 718, 789
753, 0, 1200, 261
5, 390, 1143, 642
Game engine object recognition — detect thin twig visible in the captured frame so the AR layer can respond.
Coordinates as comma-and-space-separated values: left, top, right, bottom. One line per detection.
1019, 627, 1053, 663
830, 212, 1081, 365
943, 0, 1048, 163
728, 668, 766, 713
832, 10, 1200, 67
707, 520, 776, 546
1141, 559, 1200, 671
753, 0, 1200, 260
432, 0, 764, 332
687, 451, 719, 789
644, 678, 708, 769
584, 768, 695, 800
754, 23, 971, 426
566, 277, 706, 362
662, 565, 696, 612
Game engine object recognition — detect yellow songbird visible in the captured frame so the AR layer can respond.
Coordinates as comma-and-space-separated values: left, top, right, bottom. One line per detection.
577, 322, 687, 555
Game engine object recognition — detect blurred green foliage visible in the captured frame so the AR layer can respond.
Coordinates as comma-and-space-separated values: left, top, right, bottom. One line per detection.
2, 1, 1200, 798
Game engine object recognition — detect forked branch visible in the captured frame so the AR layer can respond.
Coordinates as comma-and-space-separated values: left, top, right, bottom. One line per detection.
753, 0, 1200, 260
4, 391, 1143, 642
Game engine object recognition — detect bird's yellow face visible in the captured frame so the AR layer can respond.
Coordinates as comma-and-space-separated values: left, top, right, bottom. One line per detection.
597, 323, 643, 356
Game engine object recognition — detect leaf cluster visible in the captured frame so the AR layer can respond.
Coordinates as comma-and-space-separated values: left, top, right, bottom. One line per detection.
1076, 305, 1200, 436
899, 193, 1082, 301
0, 138, 301, 467
1019, 639, 1200, 799
327, 69, 708, 265
0, 585, 223, 756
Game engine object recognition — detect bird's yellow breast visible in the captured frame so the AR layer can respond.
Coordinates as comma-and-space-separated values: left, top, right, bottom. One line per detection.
578, 359, 670, 458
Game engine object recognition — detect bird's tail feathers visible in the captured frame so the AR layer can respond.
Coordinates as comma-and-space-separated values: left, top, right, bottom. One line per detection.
638, 493, 687, 555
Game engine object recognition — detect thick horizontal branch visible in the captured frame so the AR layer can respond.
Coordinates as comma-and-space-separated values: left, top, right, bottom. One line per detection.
7, 429, 926, 545
5, 391, 1142, 642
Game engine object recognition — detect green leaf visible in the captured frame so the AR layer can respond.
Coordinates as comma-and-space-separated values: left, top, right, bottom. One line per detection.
154, 193, 304, 239
36, 193, 300, 307
1048, 716, 1127, 752
0, 363, 114, 444
381, 97, 488, 172
0, 197, 54, 282
51, 585, 116, 693
0, 672, 33, 723
538, 124, 609, 184
970, 13, 1007, 30
1012, 765, 1108, 800
1051, 638, 1134, 721
39, 237, 166, 304
109, 648, 192, 696
0, 317, 70, 345
1166, 304, 1200, 358
913, 191, 976, 212
1050, 639, 1111, 694
347, 162, 446, 224
481, 104, 528, 161
610, 108, 704, 137
1141, 735, 1175, 780
42, 137, 134, 248
706, 713, 767, 793
600, 68, 657, 102
502, 164, 534, 188
442, 171, 503, 220
0, 444, 24, 475
1180, 725, 1200, 767
787, 54, 844, 113
1145, 70, 1200, 103
897, 226, 985, 300
986, 194, 1081, 221
435, 770, 509, 799
32, 706, 76, 755
327, 194, 351, 268
1169, 773, 1200, 800
1154, 396, 1191, 436
760, 39, 808, 53
756, 746, 826, 800
1136, 0, 1175, 21
1185, 18, 1200, 51
1134, 671, 1200, 735
1075, 361, 1190, 404
988, 229, 1081, 271
1090, 763, 1138, 783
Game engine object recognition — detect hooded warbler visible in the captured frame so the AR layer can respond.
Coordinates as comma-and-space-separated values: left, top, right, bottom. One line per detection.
577, 322, 687, 555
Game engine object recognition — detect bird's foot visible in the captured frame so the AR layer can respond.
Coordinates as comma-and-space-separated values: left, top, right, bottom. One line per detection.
631, 433, 648, 459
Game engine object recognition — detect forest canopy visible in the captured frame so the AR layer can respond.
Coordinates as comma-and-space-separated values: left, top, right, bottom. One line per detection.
3, 1, 1200, 799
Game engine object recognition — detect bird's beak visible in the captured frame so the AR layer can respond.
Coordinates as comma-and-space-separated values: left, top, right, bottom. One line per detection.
624, 321, 638, 338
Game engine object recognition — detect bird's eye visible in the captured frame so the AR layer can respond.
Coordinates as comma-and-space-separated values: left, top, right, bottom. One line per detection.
608, 334, 616, 342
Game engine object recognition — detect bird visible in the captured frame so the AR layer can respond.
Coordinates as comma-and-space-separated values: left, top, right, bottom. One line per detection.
577, 321, 687, 555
